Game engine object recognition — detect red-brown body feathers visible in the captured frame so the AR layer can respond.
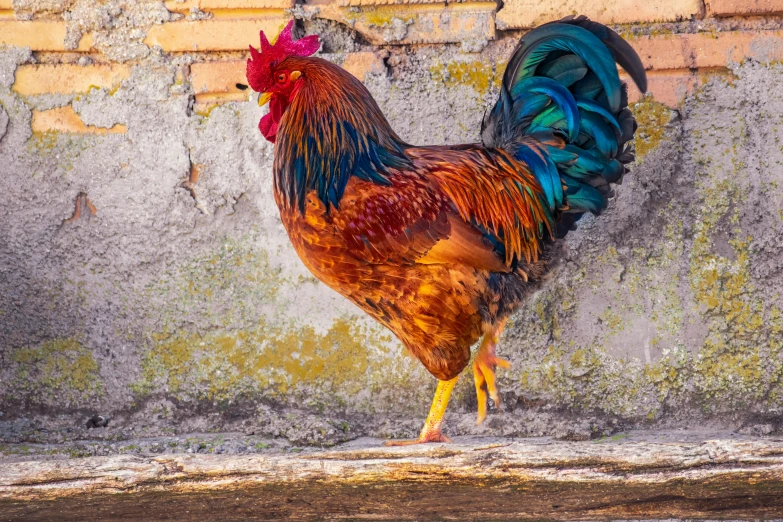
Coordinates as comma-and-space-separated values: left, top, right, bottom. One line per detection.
247, 19, 647, 388
271, 57, 553, 380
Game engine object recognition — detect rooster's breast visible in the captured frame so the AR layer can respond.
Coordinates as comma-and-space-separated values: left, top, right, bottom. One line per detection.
276, 190, 487, 381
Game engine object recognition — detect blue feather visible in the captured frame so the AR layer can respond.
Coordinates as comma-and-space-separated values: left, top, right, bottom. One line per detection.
510, 77, 580, 141
513, 141, 563, 209
579, 110, 618, 158
576, 97, 621, 132
507, 23, 622, 112
480, 17, 646, 234
538, 54, 588, 87
562, 175, 606, 213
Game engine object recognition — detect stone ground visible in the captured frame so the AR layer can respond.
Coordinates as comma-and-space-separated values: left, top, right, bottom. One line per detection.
2, 431, 783, 521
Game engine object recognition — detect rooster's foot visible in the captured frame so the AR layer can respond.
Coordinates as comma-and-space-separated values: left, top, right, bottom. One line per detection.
383, 376, 458, 446
474, 319, 510, 425
383, 430, 452, 446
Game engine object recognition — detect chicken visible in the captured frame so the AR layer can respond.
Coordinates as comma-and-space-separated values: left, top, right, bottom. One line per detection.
246, 18, 647, 444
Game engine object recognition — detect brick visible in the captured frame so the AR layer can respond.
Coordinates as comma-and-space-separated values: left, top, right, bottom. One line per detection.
341, 51, 386, 79
13, 64, 131, 97
0, 0, 12, 21
623, 70, 699, 107
623, 69, 740, 107
323, 0, 474, 5
497, 0, 702, 29
190, 52, 385, 103
631, 30, 783, 71
0, 21, 93, 51
708, 0, 783, 16
190, 61, 248, 103
310, 2, 496, 45
164, 0, 293, 13
31, 106, 126, 134
145, 17, 289, 51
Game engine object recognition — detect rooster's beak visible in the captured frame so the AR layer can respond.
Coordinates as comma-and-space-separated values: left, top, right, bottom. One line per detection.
258, 92, 272, 107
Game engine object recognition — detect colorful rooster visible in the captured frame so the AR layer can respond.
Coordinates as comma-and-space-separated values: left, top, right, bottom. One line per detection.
246, 18, 647, 444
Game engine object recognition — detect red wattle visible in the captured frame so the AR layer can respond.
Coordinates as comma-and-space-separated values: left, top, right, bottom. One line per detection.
258, 94, 290, 143
259, 112, 277, 142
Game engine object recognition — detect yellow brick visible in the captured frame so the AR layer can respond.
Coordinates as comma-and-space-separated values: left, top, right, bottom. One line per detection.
190, 61, 248, 102
31, 106, 126, 134
0, 21, 93, 51
313, 2, 496, 45
144, 17, 289, 51
632, 30, 783, 70
708, 0, 783, 16
497, 0, 702, 29
13, 64, 132, 97
164, 0, 293, 13
341, 51, 386, 80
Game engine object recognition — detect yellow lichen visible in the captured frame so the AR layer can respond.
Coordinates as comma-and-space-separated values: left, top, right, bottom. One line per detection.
631, 95, 672, 160
598, 307, 624, 336
429, 60, 504, 96
27, 130, 59, 152
11, 337, 102, 404
345, 7, 415, 27
134, 316, 429, 412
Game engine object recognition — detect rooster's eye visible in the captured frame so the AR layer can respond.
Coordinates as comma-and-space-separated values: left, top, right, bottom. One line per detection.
277, 73, 287, 83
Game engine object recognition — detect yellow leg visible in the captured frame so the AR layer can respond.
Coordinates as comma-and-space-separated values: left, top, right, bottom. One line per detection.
473, 318, 511, 425
384, 376, 458, 446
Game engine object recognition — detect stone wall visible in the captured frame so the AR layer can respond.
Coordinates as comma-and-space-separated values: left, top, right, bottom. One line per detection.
2, 0, 783, 447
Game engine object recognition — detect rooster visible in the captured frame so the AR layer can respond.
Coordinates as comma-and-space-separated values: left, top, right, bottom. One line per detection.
246, 18, 647, 445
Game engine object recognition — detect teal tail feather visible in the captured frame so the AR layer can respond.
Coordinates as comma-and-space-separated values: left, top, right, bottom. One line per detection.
481, 15, 648, 237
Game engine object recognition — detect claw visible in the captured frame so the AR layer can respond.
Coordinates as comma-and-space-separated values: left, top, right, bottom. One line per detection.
384, 431, 452, 446
473, 320, 510, 425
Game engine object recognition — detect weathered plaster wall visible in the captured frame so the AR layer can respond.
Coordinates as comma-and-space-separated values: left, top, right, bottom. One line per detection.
2, 0, 783, 448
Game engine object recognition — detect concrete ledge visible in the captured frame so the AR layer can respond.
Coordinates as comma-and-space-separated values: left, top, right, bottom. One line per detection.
2, 436, 783, 520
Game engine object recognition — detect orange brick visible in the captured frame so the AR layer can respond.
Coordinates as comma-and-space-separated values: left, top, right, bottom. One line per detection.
190, 52, 385, 104
631, 30, 783, 70
497, 0, 702, 29
164, 0, 293, 13
190, 61, 248, 102
145, 17, 289, 51
312, 2, 496, 45
0, 0, 12, 20
623, 70, 699, 107
324, 0, 468, 4
13, 64, 132, 96
31, 106, 126, 134
341, 51, 386, 79
0, 21, 93, 51
708, 0, 783, 16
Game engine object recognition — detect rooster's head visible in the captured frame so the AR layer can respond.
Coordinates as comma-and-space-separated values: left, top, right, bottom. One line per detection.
246, 20, 320, 142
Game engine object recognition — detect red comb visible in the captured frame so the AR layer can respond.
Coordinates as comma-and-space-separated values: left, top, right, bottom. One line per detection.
246, 20, 320, 92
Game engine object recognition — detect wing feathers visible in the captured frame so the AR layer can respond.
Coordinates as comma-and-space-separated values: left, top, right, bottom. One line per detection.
418, 217, 511, 273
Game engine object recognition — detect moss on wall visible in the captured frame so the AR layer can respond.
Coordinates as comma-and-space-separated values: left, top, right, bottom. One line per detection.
10, 337, 102, 406
132, 318, 426, 409
631, 95, 673, 160
131, 235, 432, 414
429, 59, 504, 95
